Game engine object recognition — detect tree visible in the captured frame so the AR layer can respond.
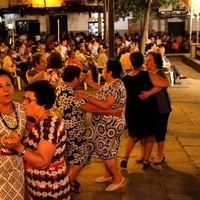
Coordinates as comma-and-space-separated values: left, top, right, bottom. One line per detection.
85, 0, 181, 54
115, 0, 181, 54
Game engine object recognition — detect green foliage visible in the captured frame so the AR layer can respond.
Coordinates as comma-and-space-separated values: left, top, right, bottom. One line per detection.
115, 0, 181, 21
84, 0, 181, 22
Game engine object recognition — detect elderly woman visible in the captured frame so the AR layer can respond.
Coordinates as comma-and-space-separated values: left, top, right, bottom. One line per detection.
0, 69, 26, 199
27, 52, 46, 77
5, 80, 70, 200
139, 51, 172, 164
74, 59, 127, 191
54, 65, 122, 193
120, 52, 169, 169
27, 51, 63, 87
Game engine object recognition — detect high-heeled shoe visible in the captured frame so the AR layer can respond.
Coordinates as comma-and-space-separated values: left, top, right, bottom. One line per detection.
120, 157, 128, 168
142, 159, 150, 169
135, 156, 144, 163
153, 155, 166, 165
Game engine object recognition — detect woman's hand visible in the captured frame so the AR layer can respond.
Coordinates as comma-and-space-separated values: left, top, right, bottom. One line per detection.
4, 131, 22, 149
138, 91, 150, 100
112, 107, 123, 117
84, 71, 93, 84
74, 91, 88, 100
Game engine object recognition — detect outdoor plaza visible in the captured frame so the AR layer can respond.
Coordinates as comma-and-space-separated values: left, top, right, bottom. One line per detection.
12, 56, 200, 200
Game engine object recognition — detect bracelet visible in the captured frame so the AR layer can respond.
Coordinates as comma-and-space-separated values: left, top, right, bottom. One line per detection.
1, 135, 7, 147
19, 147, 27, 156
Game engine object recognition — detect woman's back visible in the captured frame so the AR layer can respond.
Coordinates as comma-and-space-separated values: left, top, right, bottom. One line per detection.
122, 70, 159, 137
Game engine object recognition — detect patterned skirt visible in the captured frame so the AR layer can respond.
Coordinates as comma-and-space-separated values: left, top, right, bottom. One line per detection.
0, 155, 25, 200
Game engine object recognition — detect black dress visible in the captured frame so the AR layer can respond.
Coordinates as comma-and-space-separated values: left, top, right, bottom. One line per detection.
122, 70, 159, 139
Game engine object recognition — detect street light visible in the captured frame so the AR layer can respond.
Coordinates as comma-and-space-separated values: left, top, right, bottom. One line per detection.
3, 6, 28, 48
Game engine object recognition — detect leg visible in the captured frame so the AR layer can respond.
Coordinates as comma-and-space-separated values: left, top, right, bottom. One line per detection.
135, 140, 144, 162
171, 64, 181, 76
143, 137, 154, 162
120, 136, 136, 168
157, 141, 165, 158
69, 165, 84, 193
153, 113, 170, 164
123, 136, 136, 159
69, 165, 84, 183
170, 67, 178, 82
142, 136, 154, 168
103, 159, 123, 184
102, 159, 126, 191
152, 141, 166, 164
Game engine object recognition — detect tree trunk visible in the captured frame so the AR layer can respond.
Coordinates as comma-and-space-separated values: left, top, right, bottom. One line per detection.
140, 0, 152, 55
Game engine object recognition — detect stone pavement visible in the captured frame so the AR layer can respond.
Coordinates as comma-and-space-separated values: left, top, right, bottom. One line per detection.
13, 59, 200, 200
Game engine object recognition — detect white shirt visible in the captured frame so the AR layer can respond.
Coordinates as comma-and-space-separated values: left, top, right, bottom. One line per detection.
3, 56, 17, 72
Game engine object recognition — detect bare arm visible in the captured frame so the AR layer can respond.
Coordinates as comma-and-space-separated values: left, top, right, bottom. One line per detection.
80, 102, 122, 116
149, 71, 169, 88
27, 70, 45, 83
5, 133, 56, 169
139, 87, 162, 100
83, 71, 102, 91
74, 91, 115, 110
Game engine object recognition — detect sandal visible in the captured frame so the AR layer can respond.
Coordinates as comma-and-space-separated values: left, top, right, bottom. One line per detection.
174, 81, 181, 84
142, 159, 150, 169
153, 155, 166, 165
135, 156, 144, 163
70, 180, 81, 193
120, 157, 128, 168
179, 76, 187, 79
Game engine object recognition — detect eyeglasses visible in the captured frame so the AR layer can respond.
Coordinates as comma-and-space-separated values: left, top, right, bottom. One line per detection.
22, 96, 37, 103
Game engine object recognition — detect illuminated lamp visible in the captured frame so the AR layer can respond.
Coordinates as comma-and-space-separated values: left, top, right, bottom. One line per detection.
32, 0, 63, 7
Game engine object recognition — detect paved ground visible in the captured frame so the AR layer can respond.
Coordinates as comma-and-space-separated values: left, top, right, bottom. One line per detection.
13, 58, 200, 200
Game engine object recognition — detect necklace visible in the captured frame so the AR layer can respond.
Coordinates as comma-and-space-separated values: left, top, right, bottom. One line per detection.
0, 102, 19, 130
105, 78, 119, 88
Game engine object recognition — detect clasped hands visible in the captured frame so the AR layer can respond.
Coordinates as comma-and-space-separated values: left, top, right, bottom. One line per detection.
81, 71, 93, 84
3, 131, 21, 149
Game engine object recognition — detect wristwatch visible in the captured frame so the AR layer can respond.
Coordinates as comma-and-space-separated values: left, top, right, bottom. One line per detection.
19, 148, 27, 156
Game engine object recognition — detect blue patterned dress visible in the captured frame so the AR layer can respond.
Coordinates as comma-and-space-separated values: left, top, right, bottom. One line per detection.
88, 80, 127, 160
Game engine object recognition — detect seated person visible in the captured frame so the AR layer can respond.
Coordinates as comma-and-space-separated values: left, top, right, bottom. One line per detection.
145, 42, 157, 55
158, 46, 187, 84
3, 49, 28, 85
171, 40, 179, 52
66, 50, 87, 70
0, 42, 8, 53
0, 52, 6, 67
119, 46, 132, 73
77, 47, 98, 82
97, 46, 108, 68
27, 52, 46, 78
76, 47, 89, 68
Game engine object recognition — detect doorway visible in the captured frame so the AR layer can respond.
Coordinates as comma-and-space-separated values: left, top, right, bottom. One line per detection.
168, 22, 184, 36
49, 15, 68, 35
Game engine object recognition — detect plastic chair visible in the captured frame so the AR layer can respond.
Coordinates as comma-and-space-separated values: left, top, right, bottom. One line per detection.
95, 66, 103, 84
13, 70, 22, 90
84, 82, 87, 90
164, 70, 174, 86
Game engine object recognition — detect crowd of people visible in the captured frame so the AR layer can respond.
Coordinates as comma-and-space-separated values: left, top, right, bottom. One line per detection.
0, 30, 190, 199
